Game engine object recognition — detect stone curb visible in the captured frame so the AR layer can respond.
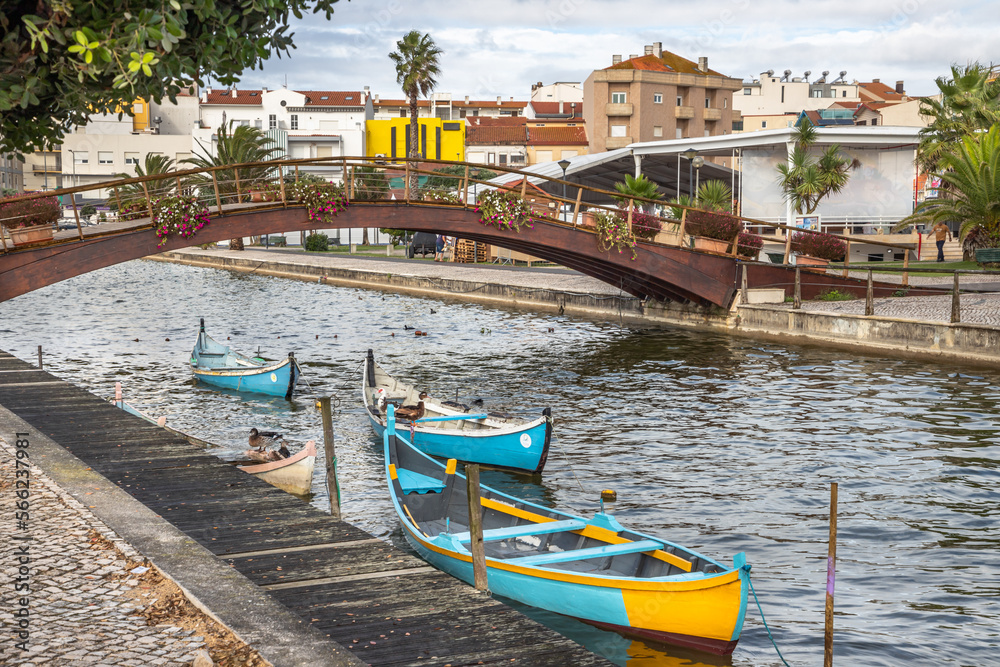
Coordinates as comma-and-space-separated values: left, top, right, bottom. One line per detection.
0, 403, 365, 667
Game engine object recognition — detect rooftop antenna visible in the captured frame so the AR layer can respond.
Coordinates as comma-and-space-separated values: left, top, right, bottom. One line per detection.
283, 73, 288, 89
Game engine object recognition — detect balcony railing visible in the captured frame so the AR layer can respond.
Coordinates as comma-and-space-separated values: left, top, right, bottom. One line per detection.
674, 106, 694, 119
605, 103, 633, 117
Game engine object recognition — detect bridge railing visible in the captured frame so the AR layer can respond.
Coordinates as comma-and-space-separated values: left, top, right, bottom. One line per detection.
2, 156, 920, 273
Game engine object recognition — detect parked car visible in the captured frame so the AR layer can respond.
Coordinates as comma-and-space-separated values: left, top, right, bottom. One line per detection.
408, 232, 437, 258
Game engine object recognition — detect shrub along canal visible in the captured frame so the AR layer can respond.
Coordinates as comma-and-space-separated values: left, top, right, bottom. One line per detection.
1, 259, 997, 666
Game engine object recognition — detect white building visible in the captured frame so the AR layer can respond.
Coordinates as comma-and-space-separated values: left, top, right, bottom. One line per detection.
196, 87, 373, 179
371, 94, 527, 121
735, 70, 860, 117
529, 81, 583, 103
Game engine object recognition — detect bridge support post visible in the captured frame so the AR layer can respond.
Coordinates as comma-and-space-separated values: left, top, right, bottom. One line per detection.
842, 240, 851, 278
211, 171, 223, 216
69, 194, 83, 240
461, 165, 469, 208
572, 188, 582, 227
140, 181, 155, 220
678, 209, 688, 246
404, 161, 410, 202
793, 267, 801, 309
783, 226, 793, 265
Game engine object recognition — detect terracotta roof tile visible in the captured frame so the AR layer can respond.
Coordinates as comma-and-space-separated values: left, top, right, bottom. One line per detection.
466, 125, 527, 145
466, 117, 527, 127
858, 81, 905, 102
606, 50, 726, 77
298, 91, 365, 107
526, 126, 588, 146
203, 89, 265, 105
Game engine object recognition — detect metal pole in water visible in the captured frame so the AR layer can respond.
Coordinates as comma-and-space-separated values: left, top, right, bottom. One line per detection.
319, 396, 341, 520
465, 463, 488, 591
825, 482, 838, 667
37, 345, 42, 370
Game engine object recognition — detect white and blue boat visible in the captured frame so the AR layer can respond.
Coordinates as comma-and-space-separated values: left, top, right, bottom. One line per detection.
363, 349, 552, 474
382, 406, 750, 656
191, 319, 301, 399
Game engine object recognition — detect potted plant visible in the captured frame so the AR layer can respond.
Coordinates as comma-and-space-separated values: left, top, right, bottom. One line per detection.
0, 195, 60, 246
151, 195, 211, 247
792, 231, 846, 270
592, 210, 637, 259
687, 209, 740, 253
476, 189, 534, 232
737, 230, 764, 260
287, 182, 350, 225
422, 188, 460, 204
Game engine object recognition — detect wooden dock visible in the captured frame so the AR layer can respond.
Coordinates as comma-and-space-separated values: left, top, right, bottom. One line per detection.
0, 350, 611, 666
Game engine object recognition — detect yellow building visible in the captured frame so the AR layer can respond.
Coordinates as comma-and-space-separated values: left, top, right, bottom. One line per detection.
365, 118, 465, 162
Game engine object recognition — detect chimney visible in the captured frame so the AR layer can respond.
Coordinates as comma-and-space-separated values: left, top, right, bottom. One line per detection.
374, 94, 379, 103
262, 86, 268, 93
629, 54, 638, 60
231, 88, 237, 98
653, 42, 662, 58
200, 92, 207, 103
872, 78, 880, 84
895, 80, 904, 94
698, 57, 708, 73
644, 45, 653, 56
571, 102, 576, 117
465, 95, 469, 103
497, 96, 502, 105
612, 54, 622, 65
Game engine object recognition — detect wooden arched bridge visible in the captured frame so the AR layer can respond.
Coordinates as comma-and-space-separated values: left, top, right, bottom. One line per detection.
0, 157, 936, 306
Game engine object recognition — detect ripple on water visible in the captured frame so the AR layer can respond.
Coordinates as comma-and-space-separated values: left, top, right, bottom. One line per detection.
1, 260, 999, 666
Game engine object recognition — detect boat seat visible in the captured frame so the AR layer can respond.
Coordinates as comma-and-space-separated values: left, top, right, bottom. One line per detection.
396, 469, 446, 495
451, 519, 586, 543
508, 539, 663, 566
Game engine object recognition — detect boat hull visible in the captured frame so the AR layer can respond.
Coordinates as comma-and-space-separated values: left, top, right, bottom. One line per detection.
238, 441, 317, 496
367, 412, 550, 474
399, 523, 746, 656
192, 356, 300, 398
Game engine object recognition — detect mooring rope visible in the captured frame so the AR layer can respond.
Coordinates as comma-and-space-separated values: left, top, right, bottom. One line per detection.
746, 571, 792, 666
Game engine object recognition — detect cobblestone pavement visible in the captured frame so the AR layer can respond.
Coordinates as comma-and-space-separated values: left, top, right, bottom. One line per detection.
774, 292, 1000, 325
0, 437, 207, 666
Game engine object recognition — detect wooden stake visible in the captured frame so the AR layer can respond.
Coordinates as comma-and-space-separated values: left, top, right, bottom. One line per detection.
951, 272, 961, 324
211, 171, 223, 216
866, 269, 874, 316
678, 208, 688, 243
571, 187, 582, 227
465, 463, 488, 592
902, 252, 910, 287
37, 345, 43, 370
793, 267, 801, 309
842, 240, 851, 279
461, 164, 470, 208
626, 200, 634, 235
69, 194, 84, 240
113, 187, 122, 219
279, 170, 287, 208
824, 481, 838, 667
319, 396, 341, 520
783, 227, 793, 265
404, 161, 411, 202
234, 167, 242, 203
741, 264, 748, 304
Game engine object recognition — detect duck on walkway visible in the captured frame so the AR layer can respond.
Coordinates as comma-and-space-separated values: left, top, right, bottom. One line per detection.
249, 428, 283, 452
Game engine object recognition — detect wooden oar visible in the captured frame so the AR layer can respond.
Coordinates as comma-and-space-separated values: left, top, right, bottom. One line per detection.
415, 414, 489, 423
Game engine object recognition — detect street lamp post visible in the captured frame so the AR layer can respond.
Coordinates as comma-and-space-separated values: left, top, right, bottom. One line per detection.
692, 155, 705, 203
682, 147, 698, 200
557, 158, 571, 222
65, 149, 77, 209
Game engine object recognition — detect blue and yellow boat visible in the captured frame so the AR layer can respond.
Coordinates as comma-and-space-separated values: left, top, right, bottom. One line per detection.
383, 405, 749, 656
190, 319, 301, 398
363, 349, 551, 474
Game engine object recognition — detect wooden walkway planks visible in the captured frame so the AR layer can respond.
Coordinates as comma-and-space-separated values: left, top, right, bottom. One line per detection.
0, 351, 611, 666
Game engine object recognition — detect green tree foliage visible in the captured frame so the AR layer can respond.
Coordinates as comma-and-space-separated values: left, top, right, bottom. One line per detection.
352, 166, 391, 201
0, 0, 342, 155
612, 173, 663, 211
422, 165, 497, 191
389, 30, 442, 194
897, 124, 1000, 245
918, 63, 1000, 172
694, 179, 733, 212
776, 119, 861, 215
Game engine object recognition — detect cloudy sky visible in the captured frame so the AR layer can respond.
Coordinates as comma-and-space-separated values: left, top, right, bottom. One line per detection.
231, 0, 996, 99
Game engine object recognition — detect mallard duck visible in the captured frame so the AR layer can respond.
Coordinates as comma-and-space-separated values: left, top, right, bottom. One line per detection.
249, 428, 283, 452
395, 394, 428, 421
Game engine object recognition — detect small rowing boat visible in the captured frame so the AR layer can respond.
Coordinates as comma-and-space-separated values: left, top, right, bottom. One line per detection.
382, 404, 749, 655
363, 349, 551, 474
190, 318, 301, 398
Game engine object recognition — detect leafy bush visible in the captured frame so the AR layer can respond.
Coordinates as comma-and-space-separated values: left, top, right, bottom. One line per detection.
793, 231, 846, 261
305, 233, 329, 252
816, 289, 855, 301
476, 189, 534, 232
0, 195, 61, 229
737, 231, 764, 257
593, 210, 636, 259
629, 210, 663, 240
380, 228, 407, 245
687, 209, 740, 241
288, 182, 349, 226
80, 204, 97, 217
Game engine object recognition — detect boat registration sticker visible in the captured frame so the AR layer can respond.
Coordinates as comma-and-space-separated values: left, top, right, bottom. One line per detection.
520, 433, 531, 448
270, 373, 278, 382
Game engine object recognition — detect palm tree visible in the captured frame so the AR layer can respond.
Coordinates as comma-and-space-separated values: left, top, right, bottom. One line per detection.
776, 118, 861, 215
113, 153, 176, 219
896, 124, 1000, 245
389, 31, 442, 196
613, 174, 663, 212
185, 123, 282, 250
695, 180, 733, 212
918, 63, 1000, 172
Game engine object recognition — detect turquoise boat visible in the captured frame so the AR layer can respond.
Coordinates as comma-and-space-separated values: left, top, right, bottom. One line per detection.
363, 349, 551, 474
191, 319, 301, 398
383, 405, 750, 656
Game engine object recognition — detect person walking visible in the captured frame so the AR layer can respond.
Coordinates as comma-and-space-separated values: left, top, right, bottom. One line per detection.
434, 234, 445, 262
926, 222, 953, 262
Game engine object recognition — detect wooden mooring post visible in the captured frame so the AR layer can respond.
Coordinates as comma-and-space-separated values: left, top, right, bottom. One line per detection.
825, 481, 839, 667
318, 397, 341, 520
465, 463, 488, 592
740, 264, 749, 304
865, 269, 874, 316
951, 272, 962, 324
793, 267, 801, 309
37, 345, 42, 370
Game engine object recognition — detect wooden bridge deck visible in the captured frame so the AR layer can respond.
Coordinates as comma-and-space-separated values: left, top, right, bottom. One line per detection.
0, 350, 610, 666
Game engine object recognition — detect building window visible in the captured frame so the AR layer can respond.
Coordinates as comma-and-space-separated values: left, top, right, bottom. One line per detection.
724, 99, 727, 109
499, 154, 508, 165
744, 88, 751, 95
675, 128, 683, 139
74, 151, 88, 164
705, 97, 710, 108
510, 154, 525, 165
400, 108, 406, 117
488, 152, 496, 164
269, 114, 277, 130
653, 93, 663, 104
704, 130, 711, 137
610, 125, 626, 137
290, 115, 298, 130
761, 121, 767, 128
676, 95, 683, 106
653, 126, 663, 137
871, 118, 878, 126
842, 90, 847, 97
98, 151, 113, 165
124, 153, 139, 165
254, 119, 262, 129
460, 109, 467, 118
611, 92, 627, 104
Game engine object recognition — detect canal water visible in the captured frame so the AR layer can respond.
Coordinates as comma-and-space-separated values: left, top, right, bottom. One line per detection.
1, 259, 997, 666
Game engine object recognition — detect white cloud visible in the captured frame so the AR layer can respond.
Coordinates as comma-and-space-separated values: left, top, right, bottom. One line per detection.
232, 0, 997, 99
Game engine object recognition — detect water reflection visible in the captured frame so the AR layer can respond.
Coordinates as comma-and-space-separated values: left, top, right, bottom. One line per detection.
1, 260, 998, 666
